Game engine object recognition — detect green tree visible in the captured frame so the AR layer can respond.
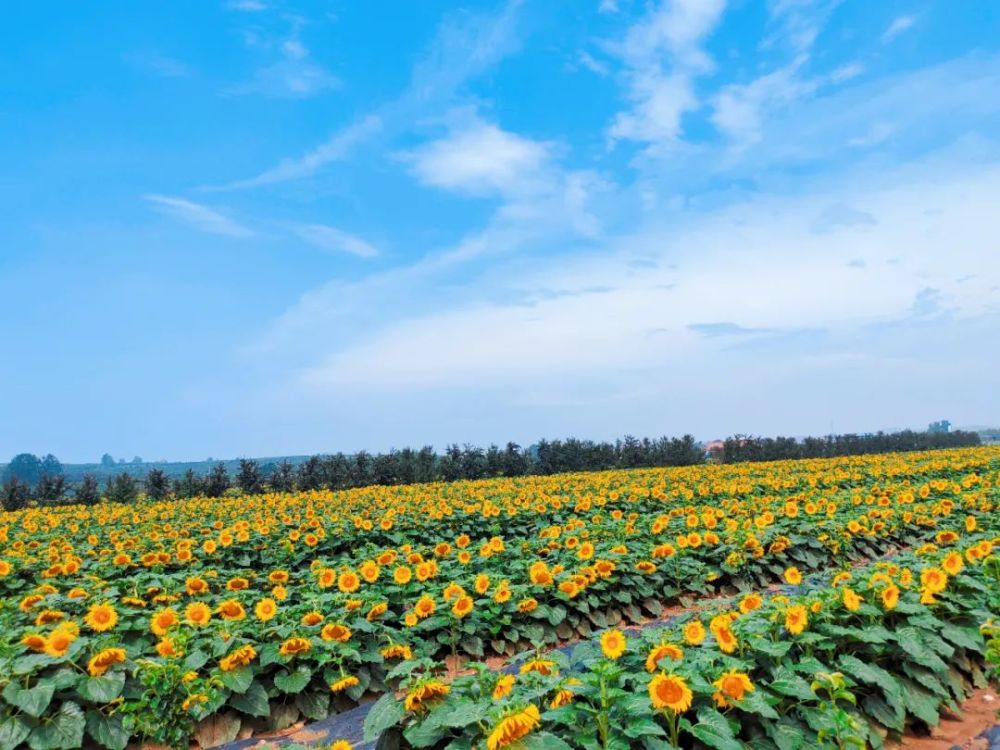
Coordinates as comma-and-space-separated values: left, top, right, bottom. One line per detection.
76, 474, 101, 506
145, 468, 170, 500
106, 473, 139, 504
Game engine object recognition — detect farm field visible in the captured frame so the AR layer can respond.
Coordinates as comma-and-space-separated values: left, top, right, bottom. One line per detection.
1, 447, 998, 750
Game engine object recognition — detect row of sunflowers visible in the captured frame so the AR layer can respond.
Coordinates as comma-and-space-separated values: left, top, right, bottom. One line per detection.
367, 538, 999, 749
0, 446, 997, 748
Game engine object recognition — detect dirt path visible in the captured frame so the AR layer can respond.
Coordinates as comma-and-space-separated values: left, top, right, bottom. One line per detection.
891, 689, 999, 750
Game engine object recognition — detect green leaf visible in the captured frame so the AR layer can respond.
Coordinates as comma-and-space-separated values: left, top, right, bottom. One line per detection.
624, 718, 666, 739
230, 681, 269, 718
437, 699, 487, 729
689, 707, 742, 750
0, 716, 31, 750
737, 689, 780, 720
940, 624, 984, 653
11, 655, 52, 676
85, 711, 129, 750
274, 665, 312, 694
403, 718, 446, 748
768, 668, 815, 702
518, 733, 574, 750
295, 690, 330, 721
894, 628, 947, 672
77, 673, 125, 704
861, 695, 904, 732
765, 720, 807, 750
27, 701, 85, 750
182, 649, 210, 671
837, 655, 901, 703
219, 666, 253, 694
3, 681, 55, 719
364, 692, 406, 742
899, 680, 939, 727
751, 639, 791, 658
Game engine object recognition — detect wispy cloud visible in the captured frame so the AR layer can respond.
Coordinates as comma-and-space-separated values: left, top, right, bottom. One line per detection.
402, 113, 552, 198
211, 1, 524, 192
608, 0, 727, 147
711, 59, 817, 145
763, 0, 843, 54
292, 224, 379, 258
207, 115, 382, 191
226, 44, 339, 98
143, 195, 253, 237
882, 15, 916, 43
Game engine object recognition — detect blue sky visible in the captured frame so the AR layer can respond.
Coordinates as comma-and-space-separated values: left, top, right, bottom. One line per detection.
2, 0, 999, 462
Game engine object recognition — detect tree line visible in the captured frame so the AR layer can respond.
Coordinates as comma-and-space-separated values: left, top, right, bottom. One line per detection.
1, 429, 981, 511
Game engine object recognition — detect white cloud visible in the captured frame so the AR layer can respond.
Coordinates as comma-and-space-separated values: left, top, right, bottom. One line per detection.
576, 51, 610, 77
208, 115, 382, 191
298, 158, 1000, 393
143, 195, 253, 237
711, 61, 816, 144
848, 121, 895, 148
292, 224, 379, 258
764, 0, 843, 54
210, 2, 523, 192
608, 0, 727, 147
610, 72, 696, 143
829, 62, 863, 83
882, 15, 916, 43
404, 115, 552, 198
598, 0, 619, 13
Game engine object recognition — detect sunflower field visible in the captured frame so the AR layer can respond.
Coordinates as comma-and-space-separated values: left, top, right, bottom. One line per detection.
1, 447, 998, 750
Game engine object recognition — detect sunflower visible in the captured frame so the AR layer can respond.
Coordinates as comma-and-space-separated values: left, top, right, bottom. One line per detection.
739, 593, 763, 614
519, 658, 557, 676
44, 628, 76, 658
784, 567, 802, 585
380, 644, 413, 660
338, 571, 361, 594
683, 620, 706, 645
492, 674, 516, 700
942, 552, 964, 576
403, 679, 450, 712
452, 596, 474, 619
648, 673, 693, 713
254, 598, 278, 622
185, 577, 209, 595
218, 600, 247, 621
87, 647, 127, 677
881, 584, 900, 610
645, 643, 683, 673
321, 623, 352, 642
714, 624, 738, 653
713, 670, 754, 707
600, 629, 626, 660
393, 566, 413, 585
486, 705, 541, 750
517, 598, 539, 614
329, 675, 360, 694
21, 633, 47, 653
185, 602, 212, 627
920, 567, 948, 593
414, 595, 436, 619
301, 611, 324, 626
842, 588, 862, 612
150, 608, 179, 637
279, 637, 311, 657
219, 644, 256, 672
785, 605, 808, 635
